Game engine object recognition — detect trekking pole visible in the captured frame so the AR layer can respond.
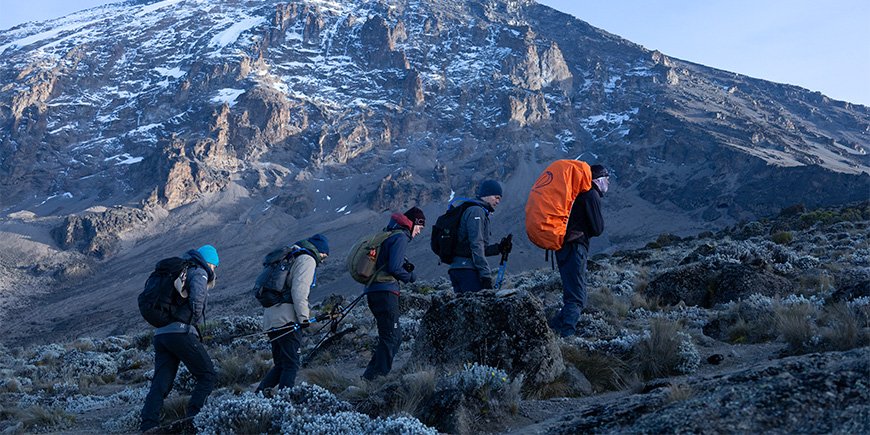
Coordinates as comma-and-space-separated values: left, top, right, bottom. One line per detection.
495, 234, 512, 289
271, 293, 365, 343
301, 293, 366, 364
268, 312, 336, 343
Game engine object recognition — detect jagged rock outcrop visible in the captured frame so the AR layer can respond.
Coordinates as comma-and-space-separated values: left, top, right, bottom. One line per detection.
555, 348, 870, 434
358, 15, 409, 70
644, 262, 793, 308
369, 170, 447, 211
412, 290, 565, 388
506, 92, 550, 126
52, 206, 152, 258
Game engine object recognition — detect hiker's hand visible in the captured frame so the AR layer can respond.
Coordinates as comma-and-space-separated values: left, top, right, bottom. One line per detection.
300, 319, 310, 328
402, 260, 415, 272
480, 276, 494, 289
499, 235, 513, 255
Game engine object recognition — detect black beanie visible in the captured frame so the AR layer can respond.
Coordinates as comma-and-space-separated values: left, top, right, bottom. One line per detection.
591, 164, 609, 179
404, 206, 426, 226
477, 180, 503, 198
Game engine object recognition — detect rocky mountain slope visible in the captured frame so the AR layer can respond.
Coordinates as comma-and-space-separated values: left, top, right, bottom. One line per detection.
0, 0, 868, 342
1, 202, 867, 433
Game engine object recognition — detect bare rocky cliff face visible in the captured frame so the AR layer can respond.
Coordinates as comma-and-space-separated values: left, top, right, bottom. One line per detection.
1, 0, 866, 220
0, 0, 868, 341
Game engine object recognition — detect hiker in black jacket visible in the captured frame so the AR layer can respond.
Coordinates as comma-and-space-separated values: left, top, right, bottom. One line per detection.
448, 180, 513, 293
549, 165, 608, 337
140, 245, 218, 432
362, 207, 425, 380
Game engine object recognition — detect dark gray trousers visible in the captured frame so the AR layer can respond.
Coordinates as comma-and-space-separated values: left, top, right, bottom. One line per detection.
140, 332, 216, 431
363, 292, 402, 380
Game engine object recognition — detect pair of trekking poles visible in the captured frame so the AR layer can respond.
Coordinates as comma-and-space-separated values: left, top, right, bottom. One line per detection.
206, 293, 365, 355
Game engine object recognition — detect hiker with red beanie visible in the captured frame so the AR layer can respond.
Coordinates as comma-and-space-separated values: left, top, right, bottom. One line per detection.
362, 207, 425, 380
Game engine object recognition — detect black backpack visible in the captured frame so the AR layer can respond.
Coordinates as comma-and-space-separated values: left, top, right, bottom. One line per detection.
431, 200, 476, 264
138, 257, 195, 328
254, 246, 307, 308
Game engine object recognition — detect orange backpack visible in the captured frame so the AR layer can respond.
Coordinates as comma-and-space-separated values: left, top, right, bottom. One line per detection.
525, 160, 592, 250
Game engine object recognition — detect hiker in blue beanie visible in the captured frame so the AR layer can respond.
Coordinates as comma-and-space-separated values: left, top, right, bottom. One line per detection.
141, 245, 218, 432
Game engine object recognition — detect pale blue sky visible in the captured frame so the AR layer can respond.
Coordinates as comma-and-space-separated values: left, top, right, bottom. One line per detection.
540, 0, 870, 106
1, 0, 868, 106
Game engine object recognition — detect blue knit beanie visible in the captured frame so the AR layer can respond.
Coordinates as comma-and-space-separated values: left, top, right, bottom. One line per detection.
477, 179, 503, 198
307, 234, 330, 256
197, 244, 219, 266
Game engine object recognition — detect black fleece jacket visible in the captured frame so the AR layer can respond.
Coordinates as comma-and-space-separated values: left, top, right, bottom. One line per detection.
564, 184, 604, 249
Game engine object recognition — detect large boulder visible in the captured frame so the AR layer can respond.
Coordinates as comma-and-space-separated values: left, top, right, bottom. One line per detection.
411, 290, 564, 388
52, 206, 153, 258
644, 262, 792, 308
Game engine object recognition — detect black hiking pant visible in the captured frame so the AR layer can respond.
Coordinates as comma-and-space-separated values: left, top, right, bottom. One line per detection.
256, 328, 302, 391
140, 332, 216, 432
448, 268, 483, 293
363, 291, 402, 380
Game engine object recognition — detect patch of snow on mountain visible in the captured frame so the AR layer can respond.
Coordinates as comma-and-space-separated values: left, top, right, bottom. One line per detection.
105, 153, 144, 165
211, 88, 245, 106
556, 130, 575, 146
208, 16, 265, 49
135, 0, 184, 18
154, 67, 185, 78
604, 75, 621, 93
580, 108, 638, 139
0, 17, 105, 53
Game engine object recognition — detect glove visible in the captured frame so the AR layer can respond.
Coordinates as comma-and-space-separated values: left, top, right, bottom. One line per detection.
300, 319, 311, 328
499, 234, 513, 255
480, 276, 494, 289
402, 260, 415, 272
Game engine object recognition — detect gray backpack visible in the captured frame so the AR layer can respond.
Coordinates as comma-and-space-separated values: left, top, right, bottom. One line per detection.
254, 246, 307, 307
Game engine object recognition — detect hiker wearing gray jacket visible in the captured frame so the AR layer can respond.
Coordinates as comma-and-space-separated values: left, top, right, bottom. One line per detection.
141, 245, 218, 433
256, 234, 329, 391
449, 180, 513, 292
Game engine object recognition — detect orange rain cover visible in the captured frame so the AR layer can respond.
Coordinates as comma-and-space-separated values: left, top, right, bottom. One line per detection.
525, 160, 592, 250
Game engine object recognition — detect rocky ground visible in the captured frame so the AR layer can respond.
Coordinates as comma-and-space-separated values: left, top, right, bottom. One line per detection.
0, 202, 868, 434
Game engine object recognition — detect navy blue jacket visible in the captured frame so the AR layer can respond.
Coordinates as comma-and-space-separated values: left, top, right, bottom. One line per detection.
364, 217, 415, 295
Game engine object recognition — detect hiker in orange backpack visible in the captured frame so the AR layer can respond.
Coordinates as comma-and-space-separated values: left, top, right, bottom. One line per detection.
548, 164, 609, 337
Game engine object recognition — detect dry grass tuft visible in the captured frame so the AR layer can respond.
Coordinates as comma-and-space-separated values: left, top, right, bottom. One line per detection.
162, 395, 188, 422
299, 365, 357, 394
389, 369, 437, 415
216, 348, 271, 390
820, 302, 869, 351
631, 319, 682, 381
631, 292, 661, 312
775, 303, 817, 353
560, 345, 632, 392
20, 406, 75, 431
590, 287, 630, 319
